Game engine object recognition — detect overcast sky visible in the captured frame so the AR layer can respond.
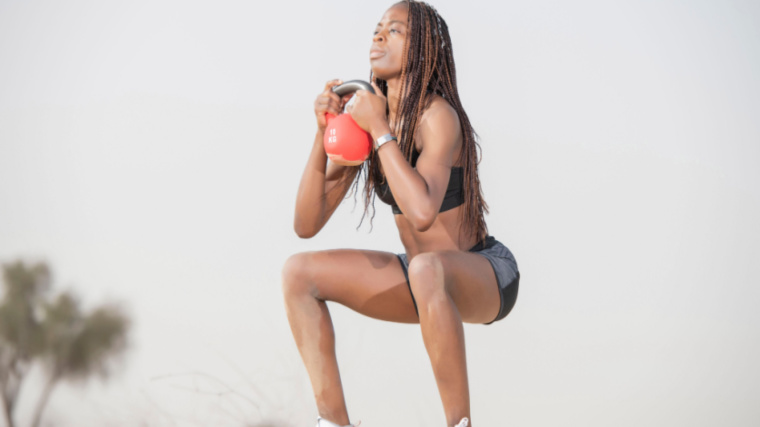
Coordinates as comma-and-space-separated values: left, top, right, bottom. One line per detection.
1, 0, 759, 426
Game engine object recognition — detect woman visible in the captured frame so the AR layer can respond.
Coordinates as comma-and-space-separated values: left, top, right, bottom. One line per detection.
282, 1, 520, 426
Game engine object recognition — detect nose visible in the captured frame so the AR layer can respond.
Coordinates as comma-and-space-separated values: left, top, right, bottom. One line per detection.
373, 30, 385, 43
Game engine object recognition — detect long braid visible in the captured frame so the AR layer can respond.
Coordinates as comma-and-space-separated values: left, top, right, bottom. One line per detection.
358, 0, 488, 241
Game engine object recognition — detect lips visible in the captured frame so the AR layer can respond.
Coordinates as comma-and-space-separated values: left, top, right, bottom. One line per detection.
370, 49, 385, 59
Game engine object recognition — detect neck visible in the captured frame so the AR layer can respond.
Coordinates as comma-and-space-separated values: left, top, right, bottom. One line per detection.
384, 75, 404, 127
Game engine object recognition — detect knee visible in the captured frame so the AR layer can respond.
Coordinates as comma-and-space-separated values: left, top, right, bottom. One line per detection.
407, 252, 448, 303
281, 252, 316, 298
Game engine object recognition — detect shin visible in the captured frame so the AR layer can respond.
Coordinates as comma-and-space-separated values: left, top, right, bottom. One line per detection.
282, 253, 351, 425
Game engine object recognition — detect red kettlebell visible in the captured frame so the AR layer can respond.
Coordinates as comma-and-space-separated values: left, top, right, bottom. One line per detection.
323, 80, 376, 166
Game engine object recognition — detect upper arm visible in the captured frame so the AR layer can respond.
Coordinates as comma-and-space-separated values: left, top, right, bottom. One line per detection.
413, 98, 462, 213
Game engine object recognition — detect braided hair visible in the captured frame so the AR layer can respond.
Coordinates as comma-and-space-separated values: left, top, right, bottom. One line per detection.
353, 0, 488, 241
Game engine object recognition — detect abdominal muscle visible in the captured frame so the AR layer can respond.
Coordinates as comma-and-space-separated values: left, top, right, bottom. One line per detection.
393, 205, 479, 259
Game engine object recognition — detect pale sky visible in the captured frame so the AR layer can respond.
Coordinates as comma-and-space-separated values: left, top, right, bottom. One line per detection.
1, 0, 759, 426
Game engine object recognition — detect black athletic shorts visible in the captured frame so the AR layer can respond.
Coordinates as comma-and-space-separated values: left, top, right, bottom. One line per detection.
396, 236, 520, 324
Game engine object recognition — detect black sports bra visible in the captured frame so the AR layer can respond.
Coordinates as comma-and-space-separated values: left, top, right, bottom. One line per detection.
375, 148, 465, 215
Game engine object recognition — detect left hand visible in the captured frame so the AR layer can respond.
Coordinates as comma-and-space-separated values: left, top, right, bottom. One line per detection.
347, 81, 388, 134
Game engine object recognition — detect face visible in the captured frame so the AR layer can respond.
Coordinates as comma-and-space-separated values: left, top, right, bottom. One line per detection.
370, 3, 409, 81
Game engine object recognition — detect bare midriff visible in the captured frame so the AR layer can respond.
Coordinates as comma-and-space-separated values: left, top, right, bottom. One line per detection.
394, 205, 479, 259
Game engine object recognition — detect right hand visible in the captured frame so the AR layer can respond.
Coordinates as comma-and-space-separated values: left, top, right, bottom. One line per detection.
314, 79, 353, 132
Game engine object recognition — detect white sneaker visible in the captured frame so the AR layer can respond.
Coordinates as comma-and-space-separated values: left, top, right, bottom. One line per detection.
316, 417, 360, 427
454, 417, 469, 427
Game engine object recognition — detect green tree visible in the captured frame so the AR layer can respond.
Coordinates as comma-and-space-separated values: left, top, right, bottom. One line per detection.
0, 261, 129, 427
0, 261, 49, 427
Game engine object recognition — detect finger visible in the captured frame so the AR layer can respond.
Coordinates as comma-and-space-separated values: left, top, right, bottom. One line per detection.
319, 90, 341, 106
316, 96, 339, 111
344, 94, 358, 112
316, 98, 341, 116
340, 94, 353, 104
322, 78, 344, 94
328, 98, 342, 115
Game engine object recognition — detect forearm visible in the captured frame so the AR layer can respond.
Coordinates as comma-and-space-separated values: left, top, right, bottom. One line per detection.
293, 130, 333, 237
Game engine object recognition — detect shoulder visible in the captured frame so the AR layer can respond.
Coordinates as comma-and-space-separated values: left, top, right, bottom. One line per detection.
415, 95, 461, 150
420, 95, 460, 131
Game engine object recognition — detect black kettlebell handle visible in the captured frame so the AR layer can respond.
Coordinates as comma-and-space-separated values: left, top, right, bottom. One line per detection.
332, 80, 375, 96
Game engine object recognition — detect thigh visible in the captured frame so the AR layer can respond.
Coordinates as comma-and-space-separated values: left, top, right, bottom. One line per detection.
413, 251, 502, 324
286, 249, 419, 324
